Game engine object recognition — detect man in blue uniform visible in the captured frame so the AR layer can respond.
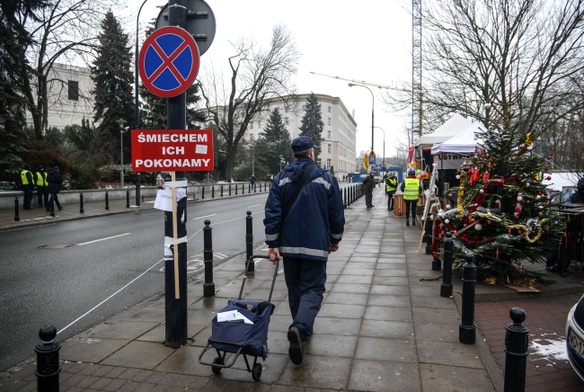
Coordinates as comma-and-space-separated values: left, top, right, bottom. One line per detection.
264, 136, 345, 365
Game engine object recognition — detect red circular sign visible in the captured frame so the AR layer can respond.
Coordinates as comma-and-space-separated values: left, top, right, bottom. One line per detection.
139, 26, 200, 98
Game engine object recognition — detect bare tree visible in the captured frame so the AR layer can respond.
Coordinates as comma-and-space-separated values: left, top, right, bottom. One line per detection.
200, 25, 300, 181
423, 0, 584, 153
15, 0, 117, 139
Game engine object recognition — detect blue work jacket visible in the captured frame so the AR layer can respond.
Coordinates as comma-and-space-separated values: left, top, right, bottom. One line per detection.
264, 158, 345, 261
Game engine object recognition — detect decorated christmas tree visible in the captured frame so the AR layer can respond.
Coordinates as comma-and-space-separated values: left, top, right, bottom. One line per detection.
437, 124, 565, 282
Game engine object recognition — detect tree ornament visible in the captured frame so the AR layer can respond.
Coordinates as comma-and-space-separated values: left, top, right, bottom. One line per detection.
475, 223, 483, 231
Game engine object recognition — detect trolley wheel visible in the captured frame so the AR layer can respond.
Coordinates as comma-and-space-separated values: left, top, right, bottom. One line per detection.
212, 357, 223, 374
252, 363, 262, 381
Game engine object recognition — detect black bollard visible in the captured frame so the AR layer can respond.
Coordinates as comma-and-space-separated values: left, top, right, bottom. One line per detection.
79, 193, 84, 213
211, 185, 215, 198
202, 186, 205, 199
14, 197, 20, 221
245, 211, 254, 272
504, 307, 528, 392
35, 324, 60, 392
105, 191, 109, 210
459, 254, 477, 344
425, 217, 434, 256
135, 173, 141, 206
235, 183, 238, 195
440, 232, 453, 297
229, 184, 231, 196
126, 190, 130, 208
203, 220, 215, 297
221, 184, 224, 197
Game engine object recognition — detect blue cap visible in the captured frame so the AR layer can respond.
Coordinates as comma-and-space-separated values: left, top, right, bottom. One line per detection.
291, 136, 314, 152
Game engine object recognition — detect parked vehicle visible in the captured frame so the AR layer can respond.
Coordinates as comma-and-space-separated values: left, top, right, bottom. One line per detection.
566, 293, 584, 381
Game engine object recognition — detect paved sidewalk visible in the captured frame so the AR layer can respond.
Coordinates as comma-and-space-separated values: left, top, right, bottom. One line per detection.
1, 189, 583, 391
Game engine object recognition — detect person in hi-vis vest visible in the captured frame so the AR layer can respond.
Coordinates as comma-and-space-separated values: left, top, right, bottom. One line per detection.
20, 163, 35, 210
36, 164, 49, 209
384, 172, 398, 211
400, 170, 421, 226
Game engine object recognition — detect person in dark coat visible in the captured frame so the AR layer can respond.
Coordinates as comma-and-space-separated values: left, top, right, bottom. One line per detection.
264, 136, 345, 366
362, 171, 376, 208
47, 166, 63, 211
571, 178, 584, 204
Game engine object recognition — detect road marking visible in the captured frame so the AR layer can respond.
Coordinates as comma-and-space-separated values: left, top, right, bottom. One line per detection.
78, 233, 131, 246
247, 204, 262, 208
193, 214, 216, 221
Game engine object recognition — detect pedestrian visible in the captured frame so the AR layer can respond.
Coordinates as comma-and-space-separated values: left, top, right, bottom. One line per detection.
570, 177, 584, 204
385, 172, 398, 211
362, 171, 376, 208
35, 164, 49, 209
249, 174, 256, 192
401, 170, 421, 226
20, 163, 34, 210
264, 136, 345, 366
47, 166, 63, 211
156, 173, 165, 189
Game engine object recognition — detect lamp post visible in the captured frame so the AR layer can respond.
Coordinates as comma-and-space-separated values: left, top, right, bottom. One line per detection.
118, 119, 127, 188
132, 0, 149, 205
374, 126, 386, 169
348, 83, 375, 152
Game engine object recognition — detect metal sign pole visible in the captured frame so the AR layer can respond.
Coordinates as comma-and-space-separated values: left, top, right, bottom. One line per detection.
164, 0, 188, 348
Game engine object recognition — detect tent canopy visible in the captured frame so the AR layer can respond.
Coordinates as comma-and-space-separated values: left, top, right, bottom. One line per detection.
431, 121, 485, 155
415, 113, 473, 147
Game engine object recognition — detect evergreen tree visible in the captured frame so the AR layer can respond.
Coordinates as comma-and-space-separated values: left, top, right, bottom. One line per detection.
256, 108, 293, 175
298, 93, 324, 158
438, 125, 565, 282
91, 11, 134, 163
0, 0, 46, 184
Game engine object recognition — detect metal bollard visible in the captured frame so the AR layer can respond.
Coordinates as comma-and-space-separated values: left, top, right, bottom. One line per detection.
235, 183, 238, 195
221, 184, 224, 197
425, 217, 434, 257
126, 190, 130, 208
504, 307, 528, 392
211, 185, 215, 198
202, 186, 205, 199
440, 232, 453, 297
203, 220, 215, 297
245, 211, 254, 272
459, 254, 477, 344
79, 193, 84, 213
14, 197, 20, 221
229, 184, 231, 196
35, 324, 60, 392
105, 191, 109, 210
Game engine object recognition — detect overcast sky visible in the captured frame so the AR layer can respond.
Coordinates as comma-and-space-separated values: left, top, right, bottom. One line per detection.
122, 0, 413, 157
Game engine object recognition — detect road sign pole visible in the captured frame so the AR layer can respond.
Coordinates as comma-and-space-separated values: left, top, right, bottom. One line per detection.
164, 0, 188, 348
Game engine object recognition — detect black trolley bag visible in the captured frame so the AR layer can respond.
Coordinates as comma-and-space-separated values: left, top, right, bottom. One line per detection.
198, 255, 278, 381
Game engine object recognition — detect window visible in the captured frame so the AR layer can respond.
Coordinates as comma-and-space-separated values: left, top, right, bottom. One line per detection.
68, 80, 79, 101
327, 130, 331, 139
328, 106, 332, 113
328, 144, 332, 154
328, 117, 331, 126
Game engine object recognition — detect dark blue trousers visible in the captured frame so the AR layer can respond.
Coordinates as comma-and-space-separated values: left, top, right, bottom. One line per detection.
283, 256, 327, 340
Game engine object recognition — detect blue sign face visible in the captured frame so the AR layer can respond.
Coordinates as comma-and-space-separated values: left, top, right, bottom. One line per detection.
139, 26, 200, 98
369, 155, 376, 165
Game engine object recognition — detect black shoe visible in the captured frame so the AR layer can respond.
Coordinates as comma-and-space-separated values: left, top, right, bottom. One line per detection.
406, 221, 410, 226
287, 326, 304, 365
58, 207, 63, 211
412, 220, 416, 226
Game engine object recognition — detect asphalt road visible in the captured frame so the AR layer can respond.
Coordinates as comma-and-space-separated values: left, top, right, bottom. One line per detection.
0, 194, 268, 372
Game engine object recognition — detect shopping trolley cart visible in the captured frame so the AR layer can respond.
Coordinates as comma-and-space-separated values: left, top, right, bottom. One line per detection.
198, 255, 279, 381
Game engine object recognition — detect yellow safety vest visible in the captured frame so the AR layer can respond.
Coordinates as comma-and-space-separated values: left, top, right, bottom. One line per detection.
20, 170, 32, 185
403, 178, 420, 201
385, 177, 398, 192
36, 171, 48, 186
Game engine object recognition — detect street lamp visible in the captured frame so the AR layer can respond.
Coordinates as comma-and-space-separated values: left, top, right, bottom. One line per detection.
118, 119, 127, 188
135, 0, 149, 129
374, 127, 386, 169
348, 83, 375, 152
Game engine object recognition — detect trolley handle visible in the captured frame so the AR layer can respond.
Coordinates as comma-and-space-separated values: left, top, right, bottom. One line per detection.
238, 255, 279, 302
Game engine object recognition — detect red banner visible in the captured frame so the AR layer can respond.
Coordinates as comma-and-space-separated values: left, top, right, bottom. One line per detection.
131, 129, 214, 172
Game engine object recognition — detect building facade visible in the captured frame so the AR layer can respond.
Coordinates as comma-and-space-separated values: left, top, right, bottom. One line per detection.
242, 93, 357, 179
26, 63, 94, 131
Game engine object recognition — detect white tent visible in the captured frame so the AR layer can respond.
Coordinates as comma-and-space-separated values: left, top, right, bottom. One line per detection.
430, 121, 485, 155
415, 113, 473, 147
